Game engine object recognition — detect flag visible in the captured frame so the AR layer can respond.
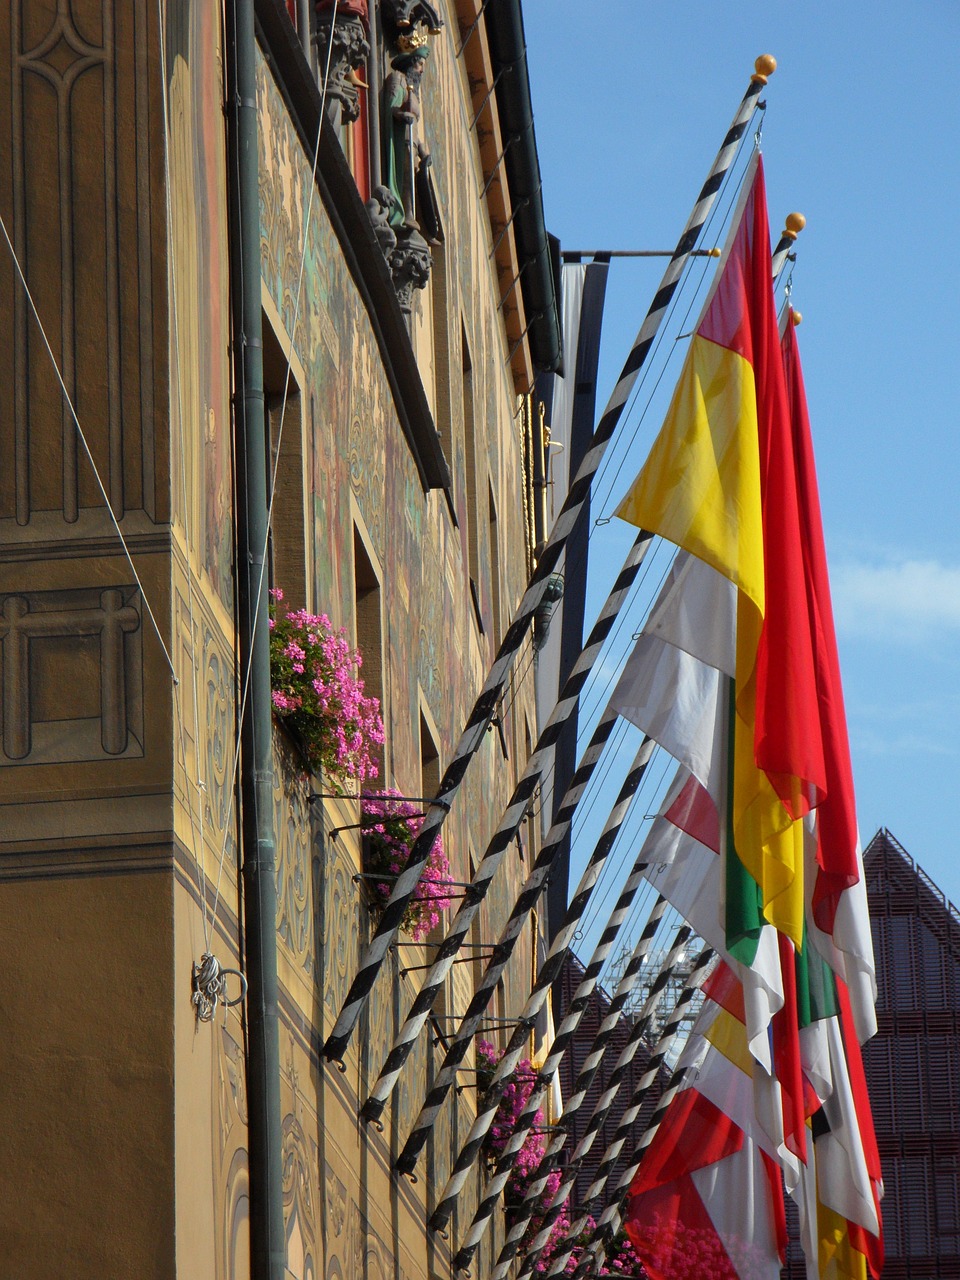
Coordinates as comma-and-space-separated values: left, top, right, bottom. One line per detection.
781, 312, 877, 1041
609, 553, 790, 1053
611, 167, 882, 1277
624, 964, 787, 1280
629, 752, 807, 1184
792, 1022, 884, 1278
617, 152, 827, 949
796, 960, 883, 1279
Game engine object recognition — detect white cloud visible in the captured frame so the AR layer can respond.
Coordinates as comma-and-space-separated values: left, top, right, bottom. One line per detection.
832, 558, 960, 638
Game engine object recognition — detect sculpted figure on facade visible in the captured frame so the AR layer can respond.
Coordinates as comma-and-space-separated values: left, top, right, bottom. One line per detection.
382, 30, 430, 231
314, 0, 371, 125
376, 25, 439, 309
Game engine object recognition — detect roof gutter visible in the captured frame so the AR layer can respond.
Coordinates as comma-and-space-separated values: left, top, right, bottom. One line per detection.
483, 0, 561, 375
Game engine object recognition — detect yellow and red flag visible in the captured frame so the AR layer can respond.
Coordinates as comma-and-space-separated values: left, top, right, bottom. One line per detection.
617, 152, 825, 951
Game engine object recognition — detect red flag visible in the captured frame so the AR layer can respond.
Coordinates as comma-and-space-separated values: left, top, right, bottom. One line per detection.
781, 314, 860, 929
752, 275, 827, 821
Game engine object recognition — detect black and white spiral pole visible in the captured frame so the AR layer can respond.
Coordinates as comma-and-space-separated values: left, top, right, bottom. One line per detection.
569, 1055, 698, 1280
450, 885, 670, 1274
393, 704, 626, 1167
322, 57, 774, 1067
514, 934, 706, 1280
487, 921, 691, 1280
361, 531, 653, 1126
440, 747, 665, 1259
420, 731, 657, 1227
771, 215, 806, 282
540, 946, 715, 1280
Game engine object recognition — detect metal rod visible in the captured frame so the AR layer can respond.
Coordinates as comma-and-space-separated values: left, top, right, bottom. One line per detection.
455, 0, 493, 59
488, 193, 531, 259
561, 248, 722, 259
468, 63, 507, 133
399, 953, 494, 975
481, 133, 517, 200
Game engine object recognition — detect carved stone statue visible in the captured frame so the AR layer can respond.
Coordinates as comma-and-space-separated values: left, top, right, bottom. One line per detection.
314, 0, 370, 125
382, 32, 430, 231
389, 228, 433, 316
365, 187, 399, 259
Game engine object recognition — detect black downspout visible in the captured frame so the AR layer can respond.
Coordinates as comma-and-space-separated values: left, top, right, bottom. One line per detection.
225, 2, 286, 1277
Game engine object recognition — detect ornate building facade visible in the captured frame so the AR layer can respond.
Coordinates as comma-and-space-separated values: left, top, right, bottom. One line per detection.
0, 1, 560, 1276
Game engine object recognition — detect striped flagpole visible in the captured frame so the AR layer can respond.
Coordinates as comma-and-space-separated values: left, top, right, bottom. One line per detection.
771, 215, 805, 281
361, 531, 653, 1125
515, 940, 710, 1280
424, 734, 657, 1230
448, 836, 670, 1268
322, 58, 773, 1065
569, 1058, 696, 1280
394, 706, 633, 1169
488, 922, 692, 1280
451, 895, 669, 1273
539, 946, 715, 1280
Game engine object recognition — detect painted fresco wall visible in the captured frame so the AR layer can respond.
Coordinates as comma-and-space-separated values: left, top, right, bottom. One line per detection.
251, 11, 542, 1279
162, 4, 251, 1275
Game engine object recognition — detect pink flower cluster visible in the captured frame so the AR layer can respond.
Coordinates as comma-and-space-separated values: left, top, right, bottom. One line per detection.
474, 1041, 650, 1278
269, 589, 384, 791
361, 789, 454, 942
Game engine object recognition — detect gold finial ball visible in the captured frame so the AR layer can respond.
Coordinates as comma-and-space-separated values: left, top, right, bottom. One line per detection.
755, 54, 777, 78
709, 247, 722, 258
792, 310, 803, 326
782, 211, 806, 241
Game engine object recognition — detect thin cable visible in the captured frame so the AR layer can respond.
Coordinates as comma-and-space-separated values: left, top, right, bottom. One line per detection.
575, 746, 672, 944
3, 185, 215, 951
574, 541, 673, 739
590, 136, 754, 520
0, 214, 177, 676
575, 771, 666, 951
591, 135, 754, 523
507, 197, 743, 748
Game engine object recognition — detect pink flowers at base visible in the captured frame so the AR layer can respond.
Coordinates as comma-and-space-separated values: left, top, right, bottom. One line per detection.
269, 589, 384, 792
361, 789, 454, 942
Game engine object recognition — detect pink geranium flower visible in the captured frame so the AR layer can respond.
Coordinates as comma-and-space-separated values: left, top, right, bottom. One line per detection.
360, 789, 454, 942
269, 594, 383, 792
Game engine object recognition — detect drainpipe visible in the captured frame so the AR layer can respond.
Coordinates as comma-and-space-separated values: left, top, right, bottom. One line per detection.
225, 1, 286, 1278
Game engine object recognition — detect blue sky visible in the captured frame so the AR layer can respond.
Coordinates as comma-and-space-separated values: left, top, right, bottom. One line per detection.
522, 3, 960, 912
